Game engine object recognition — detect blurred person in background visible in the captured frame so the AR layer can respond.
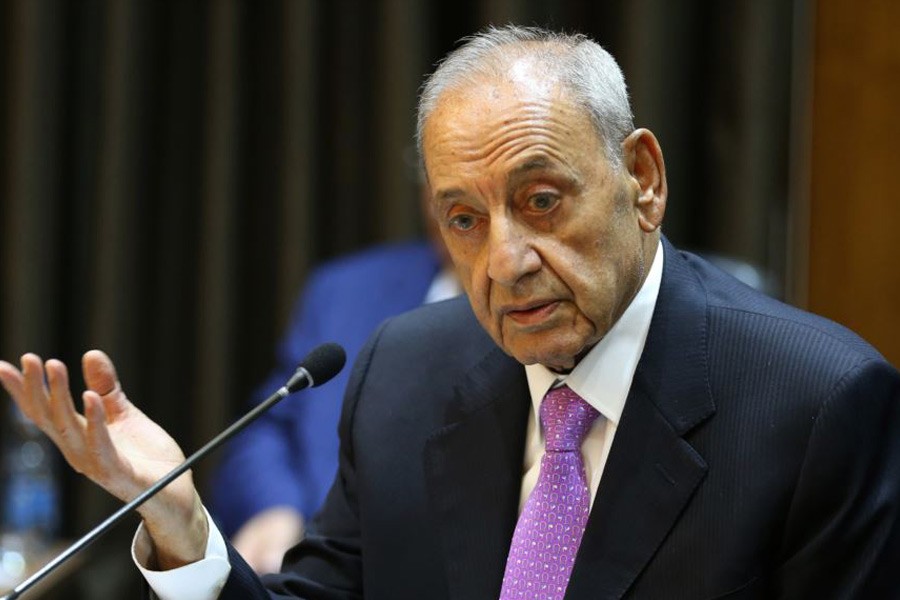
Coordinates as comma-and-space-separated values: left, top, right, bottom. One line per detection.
209, 186, 459, 574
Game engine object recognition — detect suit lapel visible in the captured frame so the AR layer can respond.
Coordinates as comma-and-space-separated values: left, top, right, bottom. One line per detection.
566, 239, 716, 599
424, 346, 530, 600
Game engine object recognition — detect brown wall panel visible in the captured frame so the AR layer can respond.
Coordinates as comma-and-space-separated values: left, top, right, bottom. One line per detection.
808, 0, 900, 365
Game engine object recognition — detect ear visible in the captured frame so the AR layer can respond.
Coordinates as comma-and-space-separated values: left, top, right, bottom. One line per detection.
622, 128, 667, 233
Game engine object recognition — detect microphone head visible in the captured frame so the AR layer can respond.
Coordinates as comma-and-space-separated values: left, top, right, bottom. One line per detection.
298, 342, 346, 388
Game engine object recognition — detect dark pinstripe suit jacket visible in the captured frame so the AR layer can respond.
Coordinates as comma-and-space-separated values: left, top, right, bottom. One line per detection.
217, 238, 900, 599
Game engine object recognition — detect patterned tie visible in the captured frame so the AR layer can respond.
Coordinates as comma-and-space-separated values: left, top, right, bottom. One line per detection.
499, 385, 600, 600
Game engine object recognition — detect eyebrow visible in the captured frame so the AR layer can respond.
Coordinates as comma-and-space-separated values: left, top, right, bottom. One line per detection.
434, 187, 466, 204
510, 155, 554, 177
508, 155, 582, 188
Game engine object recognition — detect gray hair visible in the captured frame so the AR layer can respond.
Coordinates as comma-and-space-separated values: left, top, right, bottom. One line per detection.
416, 25, 635, 169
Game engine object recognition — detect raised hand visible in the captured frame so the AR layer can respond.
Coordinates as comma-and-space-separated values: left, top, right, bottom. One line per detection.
0, 351, 208, 569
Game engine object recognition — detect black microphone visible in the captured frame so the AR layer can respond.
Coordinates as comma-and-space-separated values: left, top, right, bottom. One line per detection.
285, 342, 346, 392
0, 342, 346, 600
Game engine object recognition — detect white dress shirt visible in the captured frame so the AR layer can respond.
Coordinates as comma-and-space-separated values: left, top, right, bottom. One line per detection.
521, 240, 663, 511
135, 241, 664, 600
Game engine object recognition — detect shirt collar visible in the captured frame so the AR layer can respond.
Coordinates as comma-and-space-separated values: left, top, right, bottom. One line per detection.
424, 267, 462, 304
525, 239, 664, 427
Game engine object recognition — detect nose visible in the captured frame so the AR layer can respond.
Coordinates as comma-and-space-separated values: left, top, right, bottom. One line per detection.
486, 216, 541, 286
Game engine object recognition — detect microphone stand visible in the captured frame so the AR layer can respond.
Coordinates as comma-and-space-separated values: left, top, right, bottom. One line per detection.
1, 363, 325, 600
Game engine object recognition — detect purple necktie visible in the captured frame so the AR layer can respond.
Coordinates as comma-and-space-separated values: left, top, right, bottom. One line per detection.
499, 386, 600, 600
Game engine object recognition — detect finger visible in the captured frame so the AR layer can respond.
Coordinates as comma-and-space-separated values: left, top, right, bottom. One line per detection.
82, 350, 119, 395
0, 360, 26, 400
83, 391, 115, 469
77, 392, 107, 477
82, 350, 130, 417
46, 359, 86, 439
20, 353, 51, 424
22, 352, 49, 394
83, 390, 109, 428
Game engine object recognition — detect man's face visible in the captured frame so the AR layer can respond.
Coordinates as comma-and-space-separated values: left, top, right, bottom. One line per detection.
422, 67, 663, 371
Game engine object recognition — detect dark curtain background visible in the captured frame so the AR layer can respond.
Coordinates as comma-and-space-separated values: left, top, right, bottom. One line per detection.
0, 0, 796, 597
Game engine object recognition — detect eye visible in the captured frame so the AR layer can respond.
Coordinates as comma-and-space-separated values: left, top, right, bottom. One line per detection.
448, 213, 478, 231
527, 193, 559, 213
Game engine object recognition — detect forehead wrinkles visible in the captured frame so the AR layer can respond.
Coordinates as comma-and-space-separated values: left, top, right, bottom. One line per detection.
429, 96, 586, 177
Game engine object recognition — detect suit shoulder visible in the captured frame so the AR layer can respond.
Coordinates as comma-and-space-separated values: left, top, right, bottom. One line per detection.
370, 296, 498, 369
340, 296, 508, 437
379, 295, 490, 347
685, 251, 889, 380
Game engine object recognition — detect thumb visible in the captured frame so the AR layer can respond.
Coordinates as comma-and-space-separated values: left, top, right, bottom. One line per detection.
82, 349, 126, 408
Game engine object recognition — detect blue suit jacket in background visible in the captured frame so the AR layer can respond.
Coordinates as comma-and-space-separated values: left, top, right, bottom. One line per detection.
209, 241, 441, 536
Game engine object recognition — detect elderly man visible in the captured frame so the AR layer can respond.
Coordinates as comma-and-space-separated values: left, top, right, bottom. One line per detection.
2, 26, 899, 600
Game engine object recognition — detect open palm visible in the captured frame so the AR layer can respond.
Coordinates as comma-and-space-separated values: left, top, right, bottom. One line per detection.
0, 350, 202, 562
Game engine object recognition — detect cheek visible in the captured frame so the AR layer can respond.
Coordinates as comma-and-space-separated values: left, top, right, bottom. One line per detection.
545, 235, 606, 290
447, 249, 490, 308
549, 241, 619, 319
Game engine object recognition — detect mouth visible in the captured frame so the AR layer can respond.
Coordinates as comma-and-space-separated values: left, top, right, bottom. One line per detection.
503, 300, 560, 326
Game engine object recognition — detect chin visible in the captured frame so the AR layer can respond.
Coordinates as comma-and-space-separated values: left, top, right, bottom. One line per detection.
508, 342, 581, 370
496, 324, 590, 368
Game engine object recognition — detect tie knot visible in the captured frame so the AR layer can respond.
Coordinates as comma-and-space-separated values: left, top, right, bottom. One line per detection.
540, 386, 599, 452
